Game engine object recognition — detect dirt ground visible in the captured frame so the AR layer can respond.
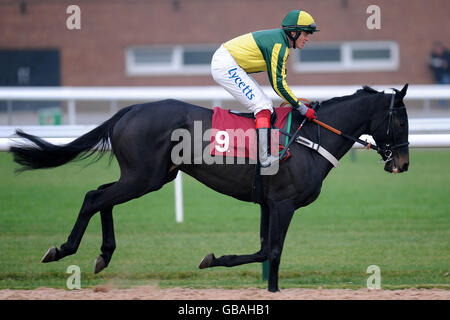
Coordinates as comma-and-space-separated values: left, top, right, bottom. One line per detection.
0, 285, 448, 300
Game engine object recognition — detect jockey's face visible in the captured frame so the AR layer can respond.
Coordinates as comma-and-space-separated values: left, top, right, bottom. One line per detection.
291, 31, 310, 49
296, 31, 310, 49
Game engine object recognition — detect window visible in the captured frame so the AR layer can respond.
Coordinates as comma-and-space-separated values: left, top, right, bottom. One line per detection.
126, 45, 217, 76
183, 48, 215, 65
293, 41, 399, 73
133, 48, 173, 65
299, 46, 341, 63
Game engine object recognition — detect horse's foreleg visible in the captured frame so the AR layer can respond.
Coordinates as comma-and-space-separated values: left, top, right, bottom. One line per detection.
267, 202, 294, 292
199, 204, 269, 268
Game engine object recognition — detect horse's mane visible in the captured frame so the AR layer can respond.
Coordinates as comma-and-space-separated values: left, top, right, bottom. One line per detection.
321, 85, 382, 106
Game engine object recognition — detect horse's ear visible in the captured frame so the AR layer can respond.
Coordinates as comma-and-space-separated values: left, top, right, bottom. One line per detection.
399, 83, 408, 99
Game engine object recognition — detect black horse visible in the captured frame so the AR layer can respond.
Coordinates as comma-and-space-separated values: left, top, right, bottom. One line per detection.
9, 85, 410, 292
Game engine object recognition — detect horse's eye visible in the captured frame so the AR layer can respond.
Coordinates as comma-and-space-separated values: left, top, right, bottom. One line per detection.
399, 121, 406, 127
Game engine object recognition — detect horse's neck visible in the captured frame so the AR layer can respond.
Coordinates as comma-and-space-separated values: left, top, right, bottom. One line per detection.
318, 96, 377, 161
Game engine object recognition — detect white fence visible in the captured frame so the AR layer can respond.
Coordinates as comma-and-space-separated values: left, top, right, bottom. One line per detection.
1, 85, 449, 125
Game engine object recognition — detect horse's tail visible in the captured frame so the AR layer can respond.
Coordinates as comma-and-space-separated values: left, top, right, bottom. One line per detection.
10, 106, 133, 172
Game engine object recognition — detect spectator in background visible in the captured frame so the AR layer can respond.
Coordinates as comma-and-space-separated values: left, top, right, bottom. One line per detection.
428, 42, 450, 107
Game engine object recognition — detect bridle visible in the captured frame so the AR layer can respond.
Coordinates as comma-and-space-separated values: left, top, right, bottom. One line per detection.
368, 91, 410, 163
311, 91, 409, 164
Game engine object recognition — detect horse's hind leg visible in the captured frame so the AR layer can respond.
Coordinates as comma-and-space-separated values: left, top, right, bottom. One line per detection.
94, 206, 115, 274
93, 182, 116, 274
50, 181, 119, 273
41, 175, 160, 263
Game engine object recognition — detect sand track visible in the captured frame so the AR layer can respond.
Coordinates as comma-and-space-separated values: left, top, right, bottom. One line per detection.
0, 286, 448, 300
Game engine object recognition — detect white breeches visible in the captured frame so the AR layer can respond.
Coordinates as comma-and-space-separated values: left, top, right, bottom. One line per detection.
211, 45, 273, 115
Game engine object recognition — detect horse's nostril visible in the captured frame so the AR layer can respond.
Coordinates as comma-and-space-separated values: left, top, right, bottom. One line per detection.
402, 162, 409, 171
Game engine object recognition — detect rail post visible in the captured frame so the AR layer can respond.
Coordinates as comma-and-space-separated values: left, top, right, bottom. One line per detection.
175, 172, 184, 223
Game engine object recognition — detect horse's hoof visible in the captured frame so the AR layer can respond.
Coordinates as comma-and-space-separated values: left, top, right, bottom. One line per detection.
94, 255, 107, 274
41, 246, 59, 263
198, 253, 215, 269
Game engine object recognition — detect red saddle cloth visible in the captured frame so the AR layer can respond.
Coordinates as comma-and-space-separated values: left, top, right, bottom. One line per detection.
210, 107, 292, 160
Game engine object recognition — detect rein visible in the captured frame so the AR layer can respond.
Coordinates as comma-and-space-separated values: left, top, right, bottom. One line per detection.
313, 118, 378, 150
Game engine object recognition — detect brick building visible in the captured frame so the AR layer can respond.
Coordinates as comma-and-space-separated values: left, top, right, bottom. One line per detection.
1, 0, 449, 88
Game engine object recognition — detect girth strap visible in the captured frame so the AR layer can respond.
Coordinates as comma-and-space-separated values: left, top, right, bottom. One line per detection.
295, 136, 339, 167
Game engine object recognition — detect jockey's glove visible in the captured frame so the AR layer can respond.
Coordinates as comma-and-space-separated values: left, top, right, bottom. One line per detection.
296, 101, 317, 121
305, 107, 317, 121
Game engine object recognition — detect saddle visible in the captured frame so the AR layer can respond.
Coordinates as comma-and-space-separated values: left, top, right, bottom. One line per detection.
210, 106, 293, 161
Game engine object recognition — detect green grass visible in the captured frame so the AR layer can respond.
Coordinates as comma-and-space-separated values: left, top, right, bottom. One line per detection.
0, 150, 449, 290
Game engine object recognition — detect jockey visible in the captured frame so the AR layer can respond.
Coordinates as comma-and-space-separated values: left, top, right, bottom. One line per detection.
211, 9, 319, 168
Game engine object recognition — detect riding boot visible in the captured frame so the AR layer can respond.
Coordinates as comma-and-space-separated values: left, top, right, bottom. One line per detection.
255, 110, 279, 168
257, 128, 279, 168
